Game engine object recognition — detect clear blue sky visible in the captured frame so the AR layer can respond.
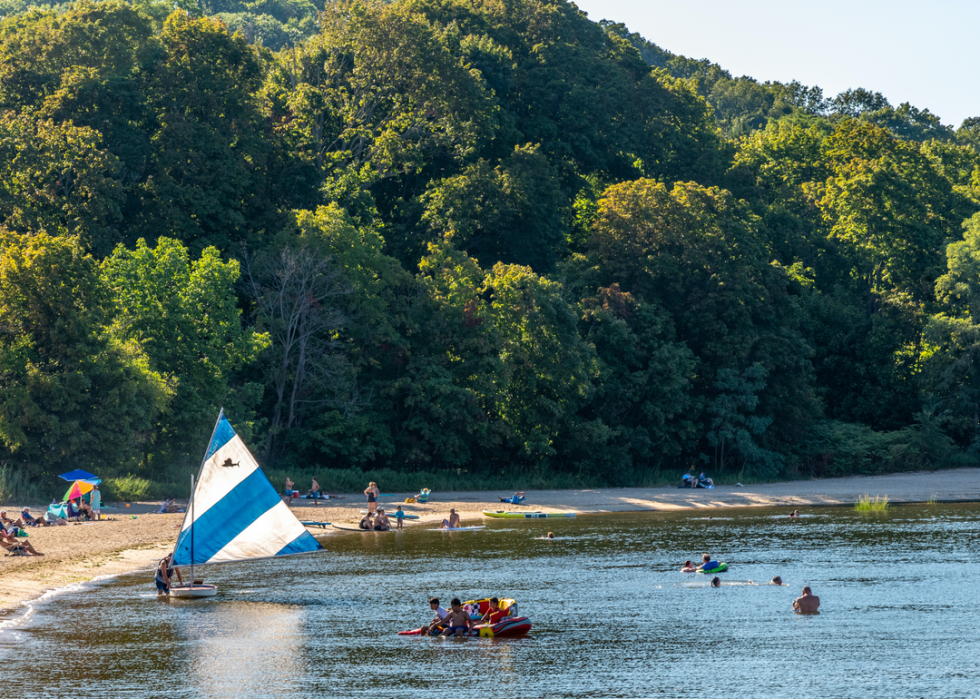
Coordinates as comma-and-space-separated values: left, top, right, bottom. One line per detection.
572, 0, 978, 127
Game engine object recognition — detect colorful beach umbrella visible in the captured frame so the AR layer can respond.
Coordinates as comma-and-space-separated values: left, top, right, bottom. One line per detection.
64, 479, 96, 502
59, 469, 98, 482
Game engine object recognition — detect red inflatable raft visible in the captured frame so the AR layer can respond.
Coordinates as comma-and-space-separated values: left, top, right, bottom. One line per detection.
399, 598, 531, 638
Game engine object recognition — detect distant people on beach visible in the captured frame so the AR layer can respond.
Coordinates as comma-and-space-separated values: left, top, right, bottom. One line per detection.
284, 477, 294, 505
680, 560, 696, 573
359, 512, 374, 530
1, 535, 43, 556
90, 485, 101, 520
308, 477, 321, 505
374, 509, 391, 531
365, 482, 380, 514
793, 586, 820, 614
20, 508, 49, 527
439, 509, 461, 529
395, 506, 405, 530
0, 510, 23, 528
498, 492, 525, 504
156, 498, 180, 514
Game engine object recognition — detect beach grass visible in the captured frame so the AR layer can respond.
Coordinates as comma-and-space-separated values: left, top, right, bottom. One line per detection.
855, 494, 889, 511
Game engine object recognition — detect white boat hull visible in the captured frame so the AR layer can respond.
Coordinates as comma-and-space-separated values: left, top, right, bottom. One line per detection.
169, 584, 217, 599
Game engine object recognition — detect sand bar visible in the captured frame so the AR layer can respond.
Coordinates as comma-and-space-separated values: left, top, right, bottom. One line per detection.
2, 467, 978, 616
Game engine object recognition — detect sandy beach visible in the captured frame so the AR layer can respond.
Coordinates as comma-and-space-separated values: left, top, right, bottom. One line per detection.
2, 467, 978, 616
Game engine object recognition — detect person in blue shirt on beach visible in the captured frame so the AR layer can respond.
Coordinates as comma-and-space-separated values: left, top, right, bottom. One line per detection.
395, 505, 405, 530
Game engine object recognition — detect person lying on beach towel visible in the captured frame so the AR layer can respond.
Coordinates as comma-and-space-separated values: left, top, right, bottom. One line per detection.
497, 492, 525, 504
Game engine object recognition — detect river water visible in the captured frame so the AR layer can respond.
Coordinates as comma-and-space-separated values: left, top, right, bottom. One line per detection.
2, 504, 979, 698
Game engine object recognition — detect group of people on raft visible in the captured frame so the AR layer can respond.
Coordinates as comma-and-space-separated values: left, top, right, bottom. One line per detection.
421, 596, 509, 636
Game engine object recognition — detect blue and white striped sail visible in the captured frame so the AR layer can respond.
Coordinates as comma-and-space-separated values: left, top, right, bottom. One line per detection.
173, 413, 322, 566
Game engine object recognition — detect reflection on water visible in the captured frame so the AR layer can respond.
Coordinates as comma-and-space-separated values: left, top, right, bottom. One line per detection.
2, 504, 980, 698
184, 601, 301, 696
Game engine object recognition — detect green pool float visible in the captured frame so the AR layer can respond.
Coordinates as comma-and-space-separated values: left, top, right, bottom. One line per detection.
696, 562, 729, 574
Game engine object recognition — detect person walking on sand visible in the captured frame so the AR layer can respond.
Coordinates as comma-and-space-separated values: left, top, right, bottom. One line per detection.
90, 484, 102, 520
284, 477, 294, 506
793, 586, 820, 613
365, 482, 380, 514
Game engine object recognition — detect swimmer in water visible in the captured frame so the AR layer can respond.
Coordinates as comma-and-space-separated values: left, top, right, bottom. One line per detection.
793, 586, 820, 614
710, 576, 721, 587
770, 576, 784, 585
789, 510, 800, 518
547, 532, 555, 539
680, 560, 696, 573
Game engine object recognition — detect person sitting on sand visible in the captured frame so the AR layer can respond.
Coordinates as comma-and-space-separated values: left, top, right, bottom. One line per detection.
1, 537, 43, 556
440, 509, 461, 529
770, 576, 784, 586
498, 492, 525, 504
697, 553, 721, 572
374, 509, 391, 531
359, 512, 374, 530
681, 472, 695, 488
75, 498, 94, 520
20, 508, 49, 527
698, 472, 714, 488
441, 598, 472, 637
477, 597, 507, 627
421, 597, 450, 636
793, 586, 820, 614
680, 560, 696, 573
710, 576, 721, 587
1, 510, 25, 528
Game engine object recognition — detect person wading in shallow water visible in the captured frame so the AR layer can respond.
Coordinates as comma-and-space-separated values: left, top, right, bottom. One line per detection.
793, 586, 820, 613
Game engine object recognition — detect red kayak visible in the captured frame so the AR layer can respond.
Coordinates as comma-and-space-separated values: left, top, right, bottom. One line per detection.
399, 598, 532, 638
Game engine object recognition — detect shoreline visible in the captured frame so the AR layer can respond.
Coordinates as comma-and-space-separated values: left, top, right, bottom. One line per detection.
2, 467, 978, 620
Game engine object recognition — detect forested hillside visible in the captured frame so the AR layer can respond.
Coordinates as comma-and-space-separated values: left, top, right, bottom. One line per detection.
2, 0, 979, 500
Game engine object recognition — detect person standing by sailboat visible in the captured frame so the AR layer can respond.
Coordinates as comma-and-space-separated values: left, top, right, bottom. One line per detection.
156, 553, 183, 596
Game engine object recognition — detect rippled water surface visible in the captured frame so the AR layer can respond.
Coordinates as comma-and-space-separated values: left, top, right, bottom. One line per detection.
3, 504, 980, 698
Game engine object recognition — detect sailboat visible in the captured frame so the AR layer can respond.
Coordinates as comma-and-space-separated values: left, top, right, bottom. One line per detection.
168, 409, 324, 599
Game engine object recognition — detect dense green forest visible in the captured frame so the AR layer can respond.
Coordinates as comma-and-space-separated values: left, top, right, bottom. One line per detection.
2, 0, 980, 501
